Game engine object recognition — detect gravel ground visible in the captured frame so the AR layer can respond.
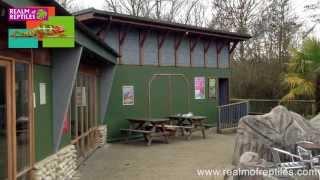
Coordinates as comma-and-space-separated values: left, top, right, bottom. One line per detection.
74, 129, 235, 180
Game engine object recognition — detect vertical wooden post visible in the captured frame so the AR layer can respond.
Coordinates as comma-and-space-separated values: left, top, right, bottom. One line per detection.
97, 18, 112, 40
204, 40, 211, 68
189, 38, 192, 67
11, 60, 16, 180
139, 30, 148, 65
118, 26, 129, 65
189, 36, 199, 67
29, 50, 35, 178
216, 41, 224, 68
118, 28, 121, 65
174, 36, 178, 67
174, 34, 184, 67
157, 31, 169, 66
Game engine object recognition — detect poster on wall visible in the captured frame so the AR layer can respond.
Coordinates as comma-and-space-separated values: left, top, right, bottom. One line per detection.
194, 77, 205, 99
208, 78, 216, 98
123, 86, 134, 105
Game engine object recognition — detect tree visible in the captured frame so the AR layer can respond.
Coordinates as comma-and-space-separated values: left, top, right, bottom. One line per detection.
305, 1, 320, 24
103, 0, 207, 26
55, 0, 82, 12
210, 0, 260, 61
282, 38, 320, 112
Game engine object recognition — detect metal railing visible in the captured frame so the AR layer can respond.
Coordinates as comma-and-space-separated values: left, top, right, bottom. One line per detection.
217, 101, 249, 133
232, 99, 316, 118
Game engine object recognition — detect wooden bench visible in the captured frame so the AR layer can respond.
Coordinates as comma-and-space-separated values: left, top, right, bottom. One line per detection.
120, 129, 152, 134
162, 125, 194, 139
121, 128, 169, 146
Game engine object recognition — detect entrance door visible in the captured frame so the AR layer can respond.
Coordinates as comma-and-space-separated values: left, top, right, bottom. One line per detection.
0, 60, 12, 180
0, 59, 32, 180
218, 78, 229, 106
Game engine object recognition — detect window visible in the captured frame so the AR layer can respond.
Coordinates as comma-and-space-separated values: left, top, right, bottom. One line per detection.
208, 77, 216, 99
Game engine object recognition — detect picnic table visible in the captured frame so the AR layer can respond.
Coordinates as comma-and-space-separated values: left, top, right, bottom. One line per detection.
121, 118, 170, 146
168, 115, 207, 140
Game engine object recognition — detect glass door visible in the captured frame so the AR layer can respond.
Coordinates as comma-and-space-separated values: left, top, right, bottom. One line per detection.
15, 63, 32, 180
0, 59, 32, 180
0, 60, 12, 180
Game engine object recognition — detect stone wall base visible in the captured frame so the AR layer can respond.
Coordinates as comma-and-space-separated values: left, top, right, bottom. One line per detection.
34, 145, 78, 180
96, 125, 107, 147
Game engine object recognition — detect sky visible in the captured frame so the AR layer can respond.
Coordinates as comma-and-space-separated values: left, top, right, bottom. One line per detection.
77, 0, 320, 38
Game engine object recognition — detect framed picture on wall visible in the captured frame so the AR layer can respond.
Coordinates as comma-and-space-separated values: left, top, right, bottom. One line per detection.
208, 78, 216, 98
122, 85, 134, 105
194, 77, 205, 99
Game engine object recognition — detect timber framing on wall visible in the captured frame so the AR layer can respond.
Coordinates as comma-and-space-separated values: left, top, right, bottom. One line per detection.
203, 40, 211, 67
75, 9, 249, 67
189, 36, 200, 67
139, 30, 149, 65
97, 17, 112, 40
174, 33, 185, 67
118, 25, 130, 64
216, 41, 225, 68
157, 31, 169, 66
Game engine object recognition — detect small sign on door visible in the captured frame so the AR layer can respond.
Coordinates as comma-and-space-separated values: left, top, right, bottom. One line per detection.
39, 83, 46, 105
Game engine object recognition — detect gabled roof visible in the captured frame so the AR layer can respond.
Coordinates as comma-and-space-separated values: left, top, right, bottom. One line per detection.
75, 8, 251, 41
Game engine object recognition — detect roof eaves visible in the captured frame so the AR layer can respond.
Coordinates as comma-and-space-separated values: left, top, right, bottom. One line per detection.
75, 8, 251, 41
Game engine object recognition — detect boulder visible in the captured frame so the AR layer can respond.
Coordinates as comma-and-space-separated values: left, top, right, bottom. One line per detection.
233, 105, 320, 165
310, 113, 320, 130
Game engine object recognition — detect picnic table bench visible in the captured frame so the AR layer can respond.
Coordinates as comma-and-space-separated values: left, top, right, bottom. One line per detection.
168, 115, 207, 140
121, 118, 170, 146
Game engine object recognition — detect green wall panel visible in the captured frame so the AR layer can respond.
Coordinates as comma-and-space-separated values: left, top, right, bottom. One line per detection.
105, 65, 231, 142
171, 75, 189, 115
34, 65, 53, 161
150, 76, 170, 118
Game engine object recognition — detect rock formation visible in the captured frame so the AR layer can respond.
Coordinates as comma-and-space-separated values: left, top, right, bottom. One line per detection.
233, 105, 320, 165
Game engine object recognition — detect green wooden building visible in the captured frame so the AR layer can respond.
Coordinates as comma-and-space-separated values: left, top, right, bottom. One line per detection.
75, 9, 251, 142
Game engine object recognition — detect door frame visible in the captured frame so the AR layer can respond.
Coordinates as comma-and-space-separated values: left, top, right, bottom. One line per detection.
147, 74, 191, 117
0, 55, 34, 180
217, 78, 230, 106
0, 59, 13, 180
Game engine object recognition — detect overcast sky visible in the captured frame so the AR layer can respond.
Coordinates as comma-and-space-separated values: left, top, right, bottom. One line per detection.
79, 0, 320, 38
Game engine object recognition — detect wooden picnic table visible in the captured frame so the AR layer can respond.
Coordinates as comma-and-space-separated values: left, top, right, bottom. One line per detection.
121, 118, 170, 146
168, 115, 207, 140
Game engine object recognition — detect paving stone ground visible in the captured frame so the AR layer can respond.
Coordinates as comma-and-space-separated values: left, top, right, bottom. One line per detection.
75, 129, 235, 180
